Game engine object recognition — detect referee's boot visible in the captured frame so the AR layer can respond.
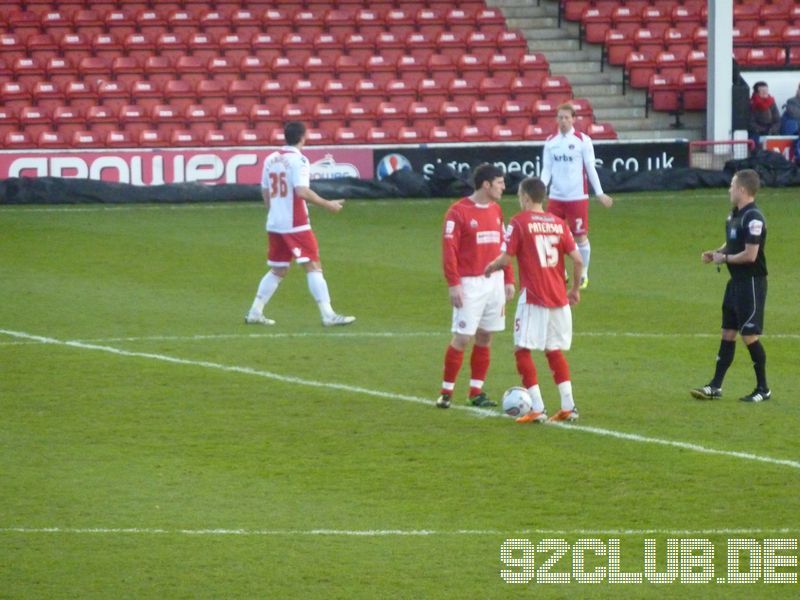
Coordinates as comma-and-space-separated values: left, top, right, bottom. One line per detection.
690, 385, 722, 400
740, 388, 771, 403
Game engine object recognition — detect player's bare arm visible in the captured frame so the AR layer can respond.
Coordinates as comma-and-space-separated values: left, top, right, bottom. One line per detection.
712, 243, 760, 265
295, 186, 345, 213
567, 248, 583, 304
597, 193, 613, 208
448, 285, 464, 308
484, 253, 512, 277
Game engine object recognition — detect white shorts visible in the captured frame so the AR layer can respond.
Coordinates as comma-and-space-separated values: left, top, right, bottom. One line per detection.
451, 272, 506, 335
513, 291, 572, 350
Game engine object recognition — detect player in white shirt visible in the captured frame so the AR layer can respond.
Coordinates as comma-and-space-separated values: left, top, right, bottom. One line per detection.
245, 121, 355, 327
540, 103, 613, 289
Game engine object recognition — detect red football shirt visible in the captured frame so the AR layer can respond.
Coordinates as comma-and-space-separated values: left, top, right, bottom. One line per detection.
505, 210, 576, 307
442, 197, 514, 286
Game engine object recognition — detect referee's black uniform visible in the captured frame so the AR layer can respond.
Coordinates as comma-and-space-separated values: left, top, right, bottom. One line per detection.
722, 202, 767, 335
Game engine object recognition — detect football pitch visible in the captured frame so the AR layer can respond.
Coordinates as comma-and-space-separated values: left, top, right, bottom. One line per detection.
2, 188, 799, 598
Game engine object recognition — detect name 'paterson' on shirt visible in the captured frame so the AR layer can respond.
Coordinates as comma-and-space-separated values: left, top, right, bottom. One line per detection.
528, 221, 565, 234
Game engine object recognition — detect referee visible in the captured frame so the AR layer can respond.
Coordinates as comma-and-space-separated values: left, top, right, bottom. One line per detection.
691, 169, 771, 403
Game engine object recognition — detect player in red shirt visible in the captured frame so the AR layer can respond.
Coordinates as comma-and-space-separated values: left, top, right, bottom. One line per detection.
436, 164, 515, 408
485, 176, 583, 422
245, 121, 355, 327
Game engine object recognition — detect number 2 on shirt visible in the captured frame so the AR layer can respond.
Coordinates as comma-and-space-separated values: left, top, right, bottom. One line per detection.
535, 235, 560, 268
269, 172, 288, 197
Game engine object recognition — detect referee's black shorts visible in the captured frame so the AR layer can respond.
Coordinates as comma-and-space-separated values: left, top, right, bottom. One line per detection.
721, 276, 767, 335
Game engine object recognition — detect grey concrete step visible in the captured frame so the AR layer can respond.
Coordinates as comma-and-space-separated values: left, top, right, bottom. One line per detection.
536, 48, 602, 62
593, 106, 649, 119
551, 63, 612, 76
506, 16, 561, 29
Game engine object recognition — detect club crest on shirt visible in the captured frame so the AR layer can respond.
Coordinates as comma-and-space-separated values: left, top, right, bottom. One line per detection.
470, 219, 478, 229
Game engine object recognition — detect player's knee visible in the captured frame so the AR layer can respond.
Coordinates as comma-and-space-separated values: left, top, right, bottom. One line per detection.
270, 267, 288, 278
474, 330, 492, 346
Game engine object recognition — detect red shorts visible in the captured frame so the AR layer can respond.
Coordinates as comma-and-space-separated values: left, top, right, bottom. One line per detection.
547, 199, 589, 236
267, 230, 320, 266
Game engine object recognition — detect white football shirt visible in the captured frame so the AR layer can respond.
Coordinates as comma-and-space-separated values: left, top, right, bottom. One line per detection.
540, 128, 604, 202
261, 146, 312, 233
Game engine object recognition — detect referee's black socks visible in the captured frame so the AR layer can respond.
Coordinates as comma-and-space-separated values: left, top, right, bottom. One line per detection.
710, 340, 736, 389
746, 340, 768, 390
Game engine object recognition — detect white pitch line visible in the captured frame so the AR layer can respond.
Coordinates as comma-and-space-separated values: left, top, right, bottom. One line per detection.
1, 328, 799, 471
1, 527, 798, 538
2, 330, 799, 347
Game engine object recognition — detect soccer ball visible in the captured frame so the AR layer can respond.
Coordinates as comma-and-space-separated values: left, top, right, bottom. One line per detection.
376, 153, 412, 180
502, 387, 533, 418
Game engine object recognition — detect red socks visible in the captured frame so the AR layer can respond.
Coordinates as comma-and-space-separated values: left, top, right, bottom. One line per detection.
514, 348, 538, 388
545, 350, 571, 384
441, 345, 464, 396
469, 344, 490, 397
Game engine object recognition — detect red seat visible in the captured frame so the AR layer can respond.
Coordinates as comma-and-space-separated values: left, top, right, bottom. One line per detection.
656, 50, 685, 79
355, 8, 384, 37
138, 129, 169, 148
173, 56, 206, 86
151, 103, 182, 136
625, 50, 657, 90
187, 32, 219, 60
271, 55, 304, 86
199, 9, 230, 39
87, 33, 122, 61
354, 78, 383, 100
119, 104, 149, 136
282, 31, 314, 65
104, 10, 136, 38
447, 77, 474, 99
231, 8, 261, 37
456, 53, 488, 87
37, 130, 68, 149
439, 99, 471, 130
192, 79, 226, 113
459, 123, 491, 142
130, 80, 162, 112
487, 54, 518, 85
335, 54, 366, 86
470, 99, 500, 129
648, 74, 680, 114
496, 30, 529, 60
366, 126, 393, 143
0, 33, 25, 58
679, 72, 706, 111
364, 55, 397, 87
532, 99, 558, 121
65, 81, 97, 110
242, 55, 271, 86
376, 101, 406, 130
384, 8, 415, 38
304, 127, 331, 146
524, 122, 555, 140
219, 33, 250, 62
427, 53, 456, 86
742, 47, 786, 68
237, 128, 267, 146
1, 81, 32, 113
323, 8, 355, 38
281, 102, 309, 123
436, 30, 468, 55
3, 131, 35, 149
375, 31, 406, 62
510, 75, 542, 99
183, 104, 217, 139
7, 10, 40, 39
96, 80, 129, 111
52, 105, 84, 141
581, 5, 614, 45
85, 104, 118, 137
312, 32, 344, 63
686, 49, 707, 77
111, 56, 141, 87
135, 8, 167, 37
604, 29, 634, 67
291, 79, 324, 113
71, 129, 105, 148
333, 126, 364, 144
144, 55, 175, 86
12, 58, 46, 90
641, 7, 671, 37
428, 124, 458, 143
405, 100, 439, 132
19, 105, 52, 140
663, 27, 693, 57
162, 79, 195, 111
464, 30, 497, 61
692, 26, 708, 51
490, 124, 521, 142
415, 7, 445, 37
404, 31, 436, 63
167, 9, 200, 37
312, 102, 343, 127
611, 5, 642, 37
123, 32, 156, 62
398, 126, 425, 143
261, 8, 292, 38
157, 32, 188, 63
541, 76, 572, 103
586, 122, 618, 140
634, 28, 663, 54
227, 80, 259, 112
105, 130, 135, 148
26, 34, 59, 63
45, 57, 78, 88
206, 55, 238, 86
344, 31, 377, 62
518, 53, 550, 80
169, 129, 198, 147
40, 10, 73, 39
752, 26, 781, 47
475, 7, 506, 34
479, 77, 509, 105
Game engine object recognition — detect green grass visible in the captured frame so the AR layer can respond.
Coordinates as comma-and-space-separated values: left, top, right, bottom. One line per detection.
2, 189, 799, 598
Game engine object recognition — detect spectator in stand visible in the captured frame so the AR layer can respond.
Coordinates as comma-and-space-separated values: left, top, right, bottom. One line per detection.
748, 81, 780, 146
779, 82, 800, 136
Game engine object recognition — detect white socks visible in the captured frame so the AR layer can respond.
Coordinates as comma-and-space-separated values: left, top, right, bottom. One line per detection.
306, 270, 335, 319
250, 271, 282, 315
578, 240, 590, 279
527, 385, 545, 413
558, 381, 575, 411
